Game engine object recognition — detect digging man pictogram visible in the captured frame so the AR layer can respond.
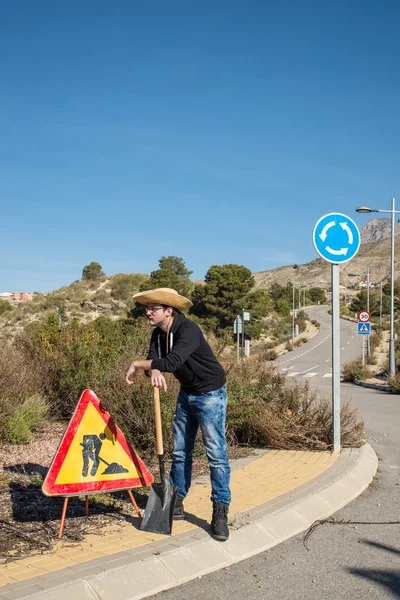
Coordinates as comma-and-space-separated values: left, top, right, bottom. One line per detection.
80, 433, 106, 477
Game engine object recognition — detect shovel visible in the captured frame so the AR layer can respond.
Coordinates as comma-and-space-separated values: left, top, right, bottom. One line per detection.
140, 387, 178, 535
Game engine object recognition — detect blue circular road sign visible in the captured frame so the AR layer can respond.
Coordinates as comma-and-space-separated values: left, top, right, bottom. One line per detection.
312, 213, 360, 264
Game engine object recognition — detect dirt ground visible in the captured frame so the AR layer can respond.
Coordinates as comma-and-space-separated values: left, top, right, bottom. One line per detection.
0, 421, 248, 564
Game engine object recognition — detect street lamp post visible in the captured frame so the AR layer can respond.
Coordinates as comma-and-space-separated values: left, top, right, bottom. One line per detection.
356, 198, 397, 376
292, 282, 295, 349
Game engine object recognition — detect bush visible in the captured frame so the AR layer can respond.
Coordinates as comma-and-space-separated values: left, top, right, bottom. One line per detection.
110, 273, 149, 304
388, 373, 400, 392
0, 299, 12, 315
2, 394, 49, 444
226, 357, 365, 450
2, 314, 366, 453
342, 358, 373, 382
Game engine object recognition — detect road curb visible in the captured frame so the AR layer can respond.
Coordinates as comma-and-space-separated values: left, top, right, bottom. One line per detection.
354, 378, 398, 393
8, 444, 378, 600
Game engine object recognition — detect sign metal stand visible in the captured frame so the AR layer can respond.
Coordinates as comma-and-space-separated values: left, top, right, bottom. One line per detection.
313, 213, 360, 453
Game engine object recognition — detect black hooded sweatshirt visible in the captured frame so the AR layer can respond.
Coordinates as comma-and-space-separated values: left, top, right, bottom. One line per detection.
148, 313, 226, 394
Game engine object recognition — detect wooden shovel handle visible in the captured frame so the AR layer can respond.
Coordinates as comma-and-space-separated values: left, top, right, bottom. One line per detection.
153, 387, 164, 456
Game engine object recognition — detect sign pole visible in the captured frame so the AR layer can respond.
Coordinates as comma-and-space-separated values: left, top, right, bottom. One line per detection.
292, 282, 295, 348
331, 264, 341, 453
236, 317, 240, 362
362, 335, 365, 368
241, 308, 245, 358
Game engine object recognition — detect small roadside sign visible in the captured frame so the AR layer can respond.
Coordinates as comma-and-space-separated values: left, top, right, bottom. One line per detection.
358, 310, 370, 323
233, 317, 242, 334
358, 322, 371, 335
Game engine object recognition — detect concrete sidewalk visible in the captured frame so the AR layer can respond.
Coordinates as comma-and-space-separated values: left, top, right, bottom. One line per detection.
0, 444, 377, 600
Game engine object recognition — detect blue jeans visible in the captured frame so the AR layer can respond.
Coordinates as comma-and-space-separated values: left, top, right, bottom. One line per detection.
170, 385, 231, 505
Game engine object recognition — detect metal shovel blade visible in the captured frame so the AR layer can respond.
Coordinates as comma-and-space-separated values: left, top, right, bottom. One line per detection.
140, 480, 178, 535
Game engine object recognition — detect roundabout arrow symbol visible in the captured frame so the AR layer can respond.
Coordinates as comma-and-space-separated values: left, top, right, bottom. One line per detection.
325, 246, 349, 256
340, 221, 353, 244
319, 220, 335, 242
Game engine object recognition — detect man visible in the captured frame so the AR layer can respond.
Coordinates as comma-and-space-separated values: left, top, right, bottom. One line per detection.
125, 287, 231, 541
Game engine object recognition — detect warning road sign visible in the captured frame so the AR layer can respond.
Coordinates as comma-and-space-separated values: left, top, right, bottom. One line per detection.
358, 310, 370, 323
42, 389, 153, 497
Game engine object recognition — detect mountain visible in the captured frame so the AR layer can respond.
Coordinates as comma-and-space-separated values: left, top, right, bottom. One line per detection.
360, 217, 400, 244
254, 223, 400, 290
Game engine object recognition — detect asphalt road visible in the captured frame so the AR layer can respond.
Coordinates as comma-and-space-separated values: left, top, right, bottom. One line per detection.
151, 309, 400, 600
276, 305, 361, 393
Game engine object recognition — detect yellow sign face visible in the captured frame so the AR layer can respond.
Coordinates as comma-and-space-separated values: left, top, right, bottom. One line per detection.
55, 402, 141, 484
42, 389, 153, 496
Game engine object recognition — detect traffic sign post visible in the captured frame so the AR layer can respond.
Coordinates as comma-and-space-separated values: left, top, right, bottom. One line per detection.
358, 310, 370, 323
357, 314, 371, 366
312, 213, 361, 454
234, 311, 251, 361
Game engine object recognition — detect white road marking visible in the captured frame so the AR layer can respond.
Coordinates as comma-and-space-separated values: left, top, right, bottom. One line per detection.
301, 365, 320, 374
304, 372, 317, 378
323, 373, 332, 378
288, 372, 301, 377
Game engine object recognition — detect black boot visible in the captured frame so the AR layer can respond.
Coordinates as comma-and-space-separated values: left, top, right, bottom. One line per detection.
173, 496, 185, 520
211, 502, 229, 541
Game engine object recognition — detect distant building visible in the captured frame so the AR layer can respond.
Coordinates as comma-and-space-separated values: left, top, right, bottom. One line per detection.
8, 292, 33, 302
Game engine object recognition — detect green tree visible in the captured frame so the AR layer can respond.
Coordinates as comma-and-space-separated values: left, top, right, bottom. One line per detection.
276, 299, 291, 316
82, 262, 105, 280
349, 290, 380, 316
243, 289, 273, 339
268, 283, 286, 302
110, 273, 149, 304
191, 264, 255, 333
382, 280, 400, 297
140, 256, 193, 296
308, 287, 328, 305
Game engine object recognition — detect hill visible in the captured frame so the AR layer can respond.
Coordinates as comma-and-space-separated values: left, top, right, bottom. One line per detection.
254, 235, 399, 290
0, 273, 149, 339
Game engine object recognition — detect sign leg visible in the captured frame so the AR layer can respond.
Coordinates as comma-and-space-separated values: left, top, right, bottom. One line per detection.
127, 490, 142, 523
58, 497, 69, 538
85, 495, 89, 517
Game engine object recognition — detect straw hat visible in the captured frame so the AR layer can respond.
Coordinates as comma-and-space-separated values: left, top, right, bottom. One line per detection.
133, 288, 193, 311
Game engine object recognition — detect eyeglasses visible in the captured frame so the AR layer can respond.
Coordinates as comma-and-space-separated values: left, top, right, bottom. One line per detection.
145, 306, 164, 314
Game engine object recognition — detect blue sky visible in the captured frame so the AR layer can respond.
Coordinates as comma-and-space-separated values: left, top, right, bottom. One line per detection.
1, 1, 400, 292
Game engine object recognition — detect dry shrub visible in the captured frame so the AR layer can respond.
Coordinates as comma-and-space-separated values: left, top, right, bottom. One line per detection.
387, 372, 400, 392
3, 315, 366, 453
0, 345, 48, 443
226, 356, 365, 450
342, 358, 374, 382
